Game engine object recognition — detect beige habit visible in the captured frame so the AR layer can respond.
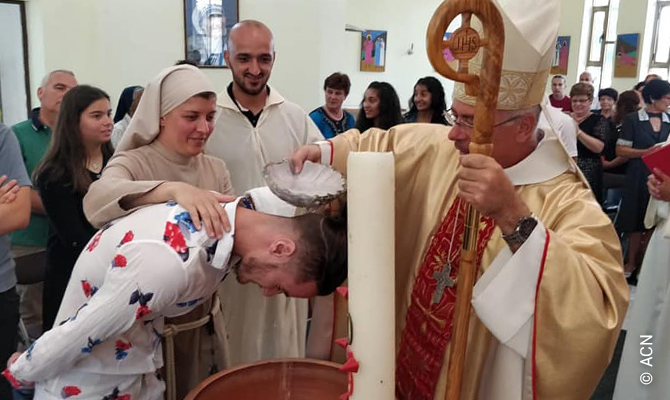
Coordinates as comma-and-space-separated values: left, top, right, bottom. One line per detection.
83, 65, 233, 400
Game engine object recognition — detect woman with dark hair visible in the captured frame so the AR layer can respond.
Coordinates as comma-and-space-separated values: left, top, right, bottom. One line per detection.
603, 90, 640, 175
570, 82, 609, 204
403, 77, 449, 125
355, 81, 403, 131
33, 85, 114, 330
616, 78, 670, 278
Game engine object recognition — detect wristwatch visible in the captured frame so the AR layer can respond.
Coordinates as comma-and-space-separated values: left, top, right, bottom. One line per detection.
502, 214, 538, 247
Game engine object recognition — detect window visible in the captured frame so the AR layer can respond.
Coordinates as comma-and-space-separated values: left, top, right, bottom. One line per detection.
584, 0, 620, 90
648, 1, 670, 79
0, 0, 30, 125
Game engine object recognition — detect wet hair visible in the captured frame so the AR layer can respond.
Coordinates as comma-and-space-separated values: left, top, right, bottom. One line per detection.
613, 90, 640, 126
598, 88, 619, 102
324, 72, 351, 96
33, 85, 114, 195
641, 78, 670, 105
404, 76, 449, 125
292, 208, 348, 296
355, 81, 403, 131
570, 82, 594, 100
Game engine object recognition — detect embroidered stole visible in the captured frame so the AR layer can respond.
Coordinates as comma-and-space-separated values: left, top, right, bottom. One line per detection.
396, 197, 496, 400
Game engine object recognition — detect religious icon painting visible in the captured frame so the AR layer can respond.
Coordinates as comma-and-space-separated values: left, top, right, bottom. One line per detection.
360, 30, 387, 72
183, 0, 239, 68
614, 33, 640, 78
550, 36, 570, 75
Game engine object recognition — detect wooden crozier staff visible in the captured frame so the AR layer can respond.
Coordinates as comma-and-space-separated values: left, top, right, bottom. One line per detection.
426, 1, 504, 399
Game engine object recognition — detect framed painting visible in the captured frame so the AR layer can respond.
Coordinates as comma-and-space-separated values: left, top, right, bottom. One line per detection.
183, 0, 239, 68
614, 33, 640, 78
360, 30, 387, 72
550, 36, 570, 75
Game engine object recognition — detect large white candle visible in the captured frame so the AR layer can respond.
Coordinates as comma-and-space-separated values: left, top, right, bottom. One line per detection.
347, 152, 396, 400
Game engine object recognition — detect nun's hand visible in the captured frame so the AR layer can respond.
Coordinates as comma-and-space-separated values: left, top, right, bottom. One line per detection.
171, 183, 235, 238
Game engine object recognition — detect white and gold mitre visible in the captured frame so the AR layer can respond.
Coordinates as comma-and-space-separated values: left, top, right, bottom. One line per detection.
453, 0, 560, 110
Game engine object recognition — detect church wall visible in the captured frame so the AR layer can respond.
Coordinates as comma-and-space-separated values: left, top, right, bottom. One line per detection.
547, 0, 653, 94
21, 0, 331, 113
342, 0, 455, 111
18, 0, 656, 117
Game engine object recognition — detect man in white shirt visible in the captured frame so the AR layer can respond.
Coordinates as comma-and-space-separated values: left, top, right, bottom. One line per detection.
205, 20, 324, 366
5, 195, 347, 400
539, 99, 578, 160
579, 71, 600, 111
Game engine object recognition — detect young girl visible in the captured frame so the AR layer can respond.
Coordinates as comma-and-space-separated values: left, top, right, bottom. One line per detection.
33, 85, 114, 331
403, 77, 449, 125
354, 81, 403, 131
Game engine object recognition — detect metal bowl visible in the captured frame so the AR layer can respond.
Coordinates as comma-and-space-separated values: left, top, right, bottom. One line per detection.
185, 359, 347, 400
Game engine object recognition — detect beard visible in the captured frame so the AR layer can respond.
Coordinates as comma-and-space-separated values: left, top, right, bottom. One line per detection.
231, 69, 269, 96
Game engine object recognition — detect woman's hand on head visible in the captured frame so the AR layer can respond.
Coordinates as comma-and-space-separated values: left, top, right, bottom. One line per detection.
171, 183, 236, 238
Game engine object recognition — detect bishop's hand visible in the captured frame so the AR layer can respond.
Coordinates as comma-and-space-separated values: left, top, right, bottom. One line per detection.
289, 144, 322, 174
457, 153, 530, 235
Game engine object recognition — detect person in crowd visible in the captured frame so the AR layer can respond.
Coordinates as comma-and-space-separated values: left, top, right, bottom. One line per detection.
570, 82, 608, 204
309, 72, 355, 139
633, 75, 661, 107
205, 20, 325, 370
579, 71, 594, 84
11, 69, 78, 339
83, 64, 234, 399
548, 75, 572, 112
403, 76, 449, 125
579, 71, 600, 110
355, 81, 403, 131
634, 81, 647, 106
602, 90, 640, 211
5, 197, 348, 400
616, 79, 670, 281
539, 99, 578, 160
113, 86, 140, 124
111, 86, 144, 148
33, 85, 114, 331
598, 88, 618, 120
0, 123, 32, 400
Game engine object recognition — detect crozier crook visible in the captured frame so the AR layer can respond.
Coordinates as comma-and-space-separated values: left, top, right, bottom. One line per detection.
426, 1, 505, 399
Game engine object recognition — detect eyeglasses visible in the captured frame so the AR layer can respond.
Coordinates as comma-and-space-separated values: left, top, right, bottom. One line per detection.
446, 108, 524, 130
